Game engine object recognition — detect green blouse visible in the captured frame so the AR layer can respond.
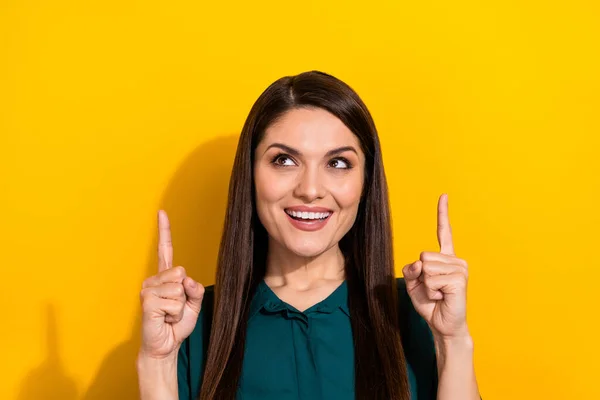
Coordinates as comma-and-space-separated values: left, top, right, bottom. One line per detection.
177, 278, 438, 399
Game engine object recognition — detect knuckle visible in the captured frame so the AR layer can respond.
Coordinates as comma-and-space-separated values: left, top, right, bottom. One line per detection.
420, 251, 436, 262
422, 274, 432, 286
139, 288, 150, 300
141, 277, 155, 289
421, 261, 432, 275
173, 266, 187, 280
173, 306, 185, 321
171, 300, 183, 313
141, 297, 155, 313
174, 284, 185, 297
454, 275, 467, 289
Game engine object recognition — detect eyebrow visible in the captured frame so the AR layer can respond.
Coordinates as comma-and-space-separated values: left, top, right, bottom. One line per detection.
264, 143, 358, 158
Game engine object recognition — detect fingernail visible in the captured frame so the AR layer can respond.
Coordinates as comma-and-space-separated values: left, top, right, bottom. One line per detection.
189, 279, 196, 288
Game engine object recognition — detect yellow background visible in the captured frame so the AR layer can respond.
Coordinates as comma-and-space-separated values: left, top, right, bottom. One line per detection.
1, 1, 598, 399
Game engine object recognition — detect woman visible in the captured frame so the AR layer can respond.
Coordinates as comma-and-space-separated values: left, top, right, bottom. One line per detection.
137, 71, 481, 399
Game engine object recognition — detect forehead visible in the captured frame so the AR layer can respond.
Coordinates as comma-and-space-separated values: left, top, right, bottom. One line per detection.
261, 107, 361, 152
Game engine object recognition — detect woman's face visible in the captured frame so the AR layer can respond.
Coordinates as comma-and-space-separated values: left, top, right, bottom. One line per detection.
253, 107, 365, 258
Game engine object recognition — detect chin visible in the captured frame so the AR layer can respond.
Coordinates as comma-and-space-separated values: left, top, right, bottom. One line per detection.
285, 240, 331, 258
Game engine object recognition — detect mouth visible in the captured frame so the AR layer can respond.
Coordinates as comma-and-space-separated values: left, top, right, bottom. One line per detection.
284, 209, 332, 221
284, 208, 333, 232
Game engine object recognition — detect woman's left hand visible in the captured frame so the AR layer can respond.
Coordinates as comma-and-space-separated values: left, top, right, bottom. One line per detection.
402, 194, 470, 339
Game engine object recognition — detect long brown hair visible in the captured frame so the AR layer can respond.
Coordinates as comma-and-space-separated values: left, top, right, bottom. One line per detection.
199, 71, 410, 399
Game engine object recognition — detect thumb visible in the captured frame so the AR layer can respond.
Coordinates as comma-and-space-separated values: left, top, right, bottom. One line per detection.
402, 260, 423, 291
183, 277, 205, 314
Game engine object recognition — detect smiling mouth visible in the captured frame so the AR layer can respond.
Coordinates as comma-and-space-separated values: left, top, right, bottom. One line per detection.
284, 209, 332, 221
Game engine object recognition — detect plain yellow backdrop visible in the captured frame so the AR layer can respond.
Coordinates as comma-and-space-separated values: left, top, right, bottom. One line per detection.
1, 1, 598, 399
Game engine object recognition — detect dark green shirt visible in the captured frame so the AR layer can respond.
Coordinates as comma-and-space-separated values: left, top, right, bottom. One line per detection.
177, 278, 438, 399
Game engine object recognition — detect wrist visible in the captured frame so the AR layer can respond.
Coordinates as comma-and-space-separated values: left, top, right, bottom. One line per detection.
433, 332, 474, 370
136, 350, 179, 385
137, 351, 178, 368
137, 343, 181, 362
432, 332, 480, 399
137, 352, 179, 400
435, 333, 473, 350
136, 349, 178, 371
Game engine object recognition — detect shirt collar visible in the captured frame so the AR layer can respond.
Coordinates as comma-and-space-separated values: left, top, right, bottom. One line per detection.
249, 279, 350, 318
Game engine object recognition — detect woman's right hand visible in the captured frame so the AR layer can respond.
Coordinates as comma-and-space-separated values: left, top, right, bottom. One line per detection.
139, 210, 205, 360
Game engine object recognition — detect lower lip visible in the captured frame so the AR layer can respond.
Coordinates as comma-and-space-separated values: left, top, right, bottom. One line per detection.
285, 212, 332, 232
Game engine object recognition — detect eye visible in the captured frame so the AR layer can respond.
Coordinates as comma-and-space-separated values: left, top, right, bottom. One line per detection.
271, 153, 296, 167
328, 157, 352, 169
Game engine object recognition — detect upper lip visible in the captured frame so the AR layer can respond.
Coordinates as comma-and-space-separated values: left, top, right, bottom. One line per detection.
285, 206, 333, 213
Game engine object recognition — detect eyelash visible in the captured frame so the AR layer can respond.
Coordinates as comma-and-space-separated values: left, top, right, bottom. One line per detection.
270, 153, 353, 169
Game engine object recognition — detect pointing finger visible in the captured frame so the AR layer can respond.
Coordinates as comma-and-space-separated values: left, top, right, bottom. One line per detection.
158, 210, 173, 272
437, 193, 455, 256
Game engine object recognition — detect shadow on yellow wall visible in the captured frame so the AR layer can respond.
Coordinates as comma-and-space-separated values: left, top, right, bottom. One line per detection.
18, 135, 240, 399
17, 304, 78, 400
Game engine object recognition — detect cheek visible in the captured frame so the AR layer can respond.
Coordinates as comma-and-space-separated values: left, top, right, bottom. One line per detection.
330, 176, 363, 210
254, 167, 291, 210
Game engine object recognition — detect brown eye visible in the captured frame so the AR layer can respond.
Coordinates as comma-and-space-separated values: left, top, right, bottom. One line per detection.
329, 158, 351, 169
272, 154, 295, 167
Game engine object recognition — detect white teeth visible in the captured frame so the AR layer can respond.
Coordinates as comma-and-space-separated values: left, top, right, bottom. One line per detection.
286, 210, 331, 220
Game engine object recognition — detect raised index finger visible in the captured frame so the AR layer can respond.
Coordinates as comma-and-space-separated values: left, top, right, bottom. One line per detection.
158, 210, 173, 272
437, 193, 455, 256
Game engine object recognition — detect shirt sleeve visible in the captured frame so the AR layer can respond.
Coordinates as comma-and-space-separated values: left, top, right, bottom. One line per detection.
397, 278, 439, 400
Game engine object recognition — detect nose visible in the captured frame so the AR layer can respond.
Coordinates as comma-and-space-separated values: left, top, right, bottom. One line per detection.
293, 165, 326, 202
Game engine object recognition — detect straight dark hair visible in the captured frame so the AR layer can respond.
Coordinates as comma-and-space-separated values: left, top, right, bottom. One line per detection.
199, 71, 410, 399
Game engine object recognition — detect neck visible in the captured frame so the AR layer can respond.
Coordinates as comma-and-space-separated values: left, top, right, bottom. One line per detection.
264, 238, 345, 290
